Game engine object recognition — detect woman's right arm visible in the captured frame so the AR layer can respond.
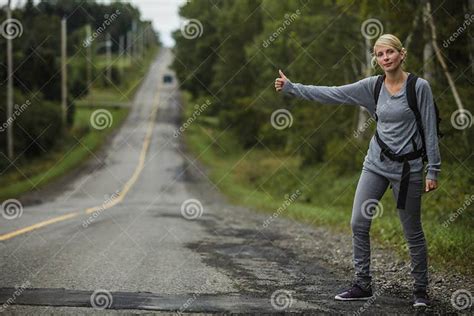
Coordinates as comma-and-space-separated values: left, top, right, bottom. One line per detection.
276, 70, 377, 113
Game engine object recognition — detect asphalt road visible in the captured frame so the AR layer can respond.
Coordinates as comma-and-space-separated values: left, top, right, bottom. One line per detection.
0, 49, 453, 315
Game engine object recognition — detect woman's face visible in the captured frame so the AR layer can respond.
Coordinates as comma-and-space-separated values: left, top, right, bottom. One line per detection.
374, 45, 404, 72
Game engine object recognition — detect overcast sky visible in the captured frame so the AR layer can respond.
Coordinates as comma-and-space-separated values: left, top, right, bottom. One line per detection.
0, 0, 187, 47
121, 0, 187, 47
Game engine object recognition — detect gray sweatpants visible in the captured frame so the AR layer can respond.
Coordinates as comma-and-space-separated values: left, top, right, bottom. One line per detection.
351, 166, 428, 293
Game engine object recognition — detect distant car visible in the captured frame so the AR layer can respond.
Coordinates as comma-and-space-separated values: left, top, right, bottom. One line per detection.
163, 75, 173, 83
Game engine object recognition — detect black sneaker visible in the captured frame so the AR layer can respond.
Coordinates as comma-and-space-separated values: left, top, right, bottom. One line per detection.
413, 290, 430, 307
334, 283, 373, 301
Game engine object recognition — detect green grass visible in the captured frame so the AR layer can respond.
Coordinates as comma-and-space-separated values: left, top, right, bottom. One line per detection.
77, 88, 129, 104
0, 107, 129, 201
93, 54, 133, 69
182, 91, 473, 276
76, 47, 159, 106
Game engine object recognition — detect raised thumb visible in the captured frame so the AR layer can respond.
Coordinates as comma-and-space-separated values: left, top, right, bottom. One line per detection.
279, 69, 286, 79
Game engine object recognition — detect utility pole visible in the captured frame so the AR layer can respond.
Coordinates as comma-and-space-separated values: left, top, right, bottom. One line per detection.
140, 24, 144, 58
127, 30, 132, 64
142, 26, 146, 52
119, 35, 124, 57
106, 33, 112, 83
119, 35, 124, 77
6, 0, 13, 159
61, 17, 67, 126
132, 20, 137, 59
86, 24, 92, 90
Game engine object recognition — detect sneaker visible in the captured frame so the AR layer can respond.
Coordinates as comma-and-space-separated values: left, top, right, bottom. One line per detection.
413, 290, 430, 307
334, 283, 373, 301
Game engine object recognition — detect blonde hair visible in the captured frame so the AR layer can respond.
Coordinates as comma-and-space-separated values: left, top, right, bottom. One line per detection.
371, 34, 407, 69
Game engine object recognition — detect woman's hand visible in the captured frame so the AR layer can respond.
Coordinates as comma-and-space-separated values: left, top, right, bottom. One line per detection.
425, 178, 438, 192
275, 69, 288, 92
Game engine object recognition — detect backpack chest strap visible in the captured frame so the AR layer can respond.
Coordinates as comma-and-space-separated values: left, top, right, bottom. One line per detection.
374, 131, 420, 211
375, 131, 423, 162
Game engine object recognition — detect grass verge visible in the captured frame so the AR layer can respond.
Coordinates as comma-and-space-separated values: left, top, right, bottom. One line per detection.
0, 107, 128, 201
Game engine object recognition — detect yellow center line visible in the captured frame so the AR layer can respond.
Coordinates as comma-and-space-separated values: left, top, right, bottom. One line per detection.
0, 78, 163, 242
0, 212, 82, 241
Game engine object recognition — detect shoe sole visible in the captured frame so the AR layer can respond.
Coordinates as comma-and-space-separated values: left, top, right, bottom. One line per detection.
334, 295, 374, 301
413, 302, 429, 308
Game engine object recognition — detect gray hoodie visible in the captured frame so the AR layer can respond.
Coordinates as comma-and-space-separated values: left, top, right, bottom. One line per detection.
281, 74, 441, 181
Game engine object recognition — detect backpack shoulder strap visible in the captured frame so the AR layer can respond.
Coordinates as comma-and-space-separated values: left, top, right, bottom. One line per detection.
406, 73, 419, 113
373, 74, 385, 121
406, 73, 428, 161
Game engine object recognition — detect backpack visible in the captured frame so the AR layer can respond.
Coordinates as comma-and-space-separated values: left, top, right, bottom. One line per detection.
373, 73, 444, 164
372, 73, 443, 210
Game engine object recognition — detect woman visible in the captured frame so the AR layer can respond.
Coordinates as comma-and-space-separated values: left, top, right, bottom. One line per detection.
275, 34, 440, 308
